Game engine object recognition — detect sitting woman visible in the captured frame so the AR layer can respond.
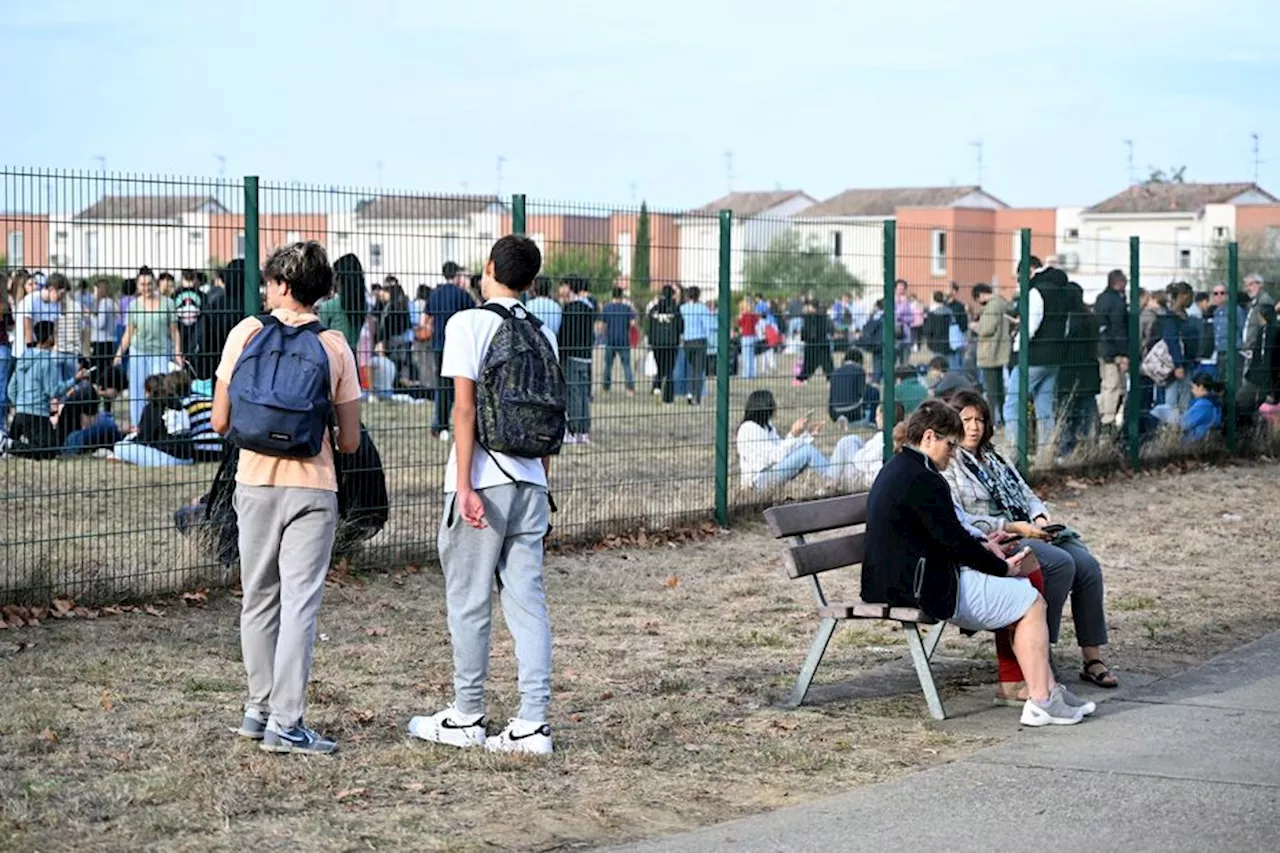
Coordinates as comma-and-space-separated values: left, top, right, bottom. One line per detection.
827, 402, 906, 491
165, 369, 224, 462
111, 374, 195, 467
941, 388, 1119, 694
1146, 371, 1224, 444
736, 389, 835, 490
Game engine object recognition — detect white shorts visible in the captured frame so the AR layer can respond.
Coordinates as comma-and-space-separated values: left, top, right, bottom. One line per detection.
950, 569, 1038, 632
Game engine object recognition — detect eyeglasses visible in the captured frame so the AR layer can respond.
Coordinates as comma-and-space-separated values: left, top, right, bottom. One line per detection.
1213, 290, 1226, 296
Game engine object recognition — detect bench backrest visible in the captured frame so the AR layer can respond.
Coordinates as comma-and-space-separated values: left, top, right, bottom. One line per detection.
763, 494, 868, 580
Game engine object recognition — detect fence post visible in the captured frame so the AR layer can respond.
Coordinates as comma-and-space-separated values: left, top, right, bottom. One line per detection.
1016, 228, 1031, 473
1126, 237, 1141, 468
243, 175, 261, 317
1226, 241, 1240, 452
881, 220, 897, 463
512, 194, 526, 235
714, 209, 733, 527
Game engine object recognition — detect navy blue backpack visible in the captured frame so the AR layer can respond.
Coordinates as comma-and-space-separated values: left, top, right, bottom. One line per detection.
226, 315, 332, 458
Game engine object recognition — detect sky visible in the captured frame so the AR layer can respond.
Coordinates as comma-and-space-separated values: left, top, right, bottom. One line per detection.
5, 0, 1280, 212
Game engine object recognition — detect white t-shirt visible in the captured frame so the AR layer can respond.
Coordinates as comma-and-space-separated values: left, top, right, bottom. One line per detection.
440, 296, 559, 493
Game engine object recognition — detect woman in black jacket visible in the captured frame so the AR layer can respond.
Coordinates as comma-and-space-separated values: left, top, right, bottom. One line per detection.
1238, 302, 1279, 420
861, 400, 1086, 727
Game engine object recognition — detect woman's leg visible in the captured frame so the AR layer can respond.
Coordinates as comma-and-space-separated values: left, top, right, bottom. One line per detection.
755, 442, 831, 488
741, 336, 756, 379
1060, 543, 1112, 668
1025, 539, 1076, 645
995, 570, 1046, 697
113, 441, 194, 467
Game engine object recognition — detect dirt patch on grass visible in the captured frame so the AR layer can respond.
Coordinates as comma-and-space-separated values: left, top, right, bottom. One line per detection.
2, 461, 1278, 852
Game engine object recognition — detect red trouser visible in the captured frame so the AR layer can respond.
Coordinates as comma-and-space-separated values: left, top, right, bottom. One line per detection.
994, 569, 1045, 684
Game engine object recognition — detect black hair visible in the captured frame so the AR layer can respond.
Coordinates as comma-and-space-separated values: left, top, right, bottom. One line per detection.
1191, 372, 1224, 394
894, 364, 918, 382
1027, 256, 1042, 269
1107, 269, 1127, 288
927, 355, 949, 373
332, 253, 368, 334
32, 320, 56, 346
263, 241, 334, 307
533, 275, 553, 297
442, 261, 460, 279
47, 273, 69, 292
157, 271, 175, 283
181, 268, 196, 282
196, 271, 207, 285
416, 284, 431, 301
741, 389, 775, 429
612, 286, 625, 300
488, 235, 542, 291
971, 283, 993, 300
932, 290, 946, 304
686, 285, 701, 302
137, 266, 154, 278
384, 275, 399, 286
1194, 291, 1210, 304
906, 399, 964, 444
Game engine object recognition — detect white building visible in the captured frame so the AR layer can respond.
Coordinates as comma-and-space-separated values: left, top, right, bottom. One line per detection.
677, 190, 817, 290
352, 194, 506, 282
64, 195, 229, 278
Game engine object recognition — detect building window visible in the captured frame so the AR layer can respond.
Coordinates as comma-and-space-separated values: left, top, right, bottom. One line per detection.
369, 243, 383, 268
1178, 249, 1192, 269
832, 231, 843, 258
1213, 226, 1229, 241
55, 230, 68, 242
7, 230, 24, 266
84, 231, 98, 267
1063, 227, 1080, 242
930, 229, 947, 277
1175, 227, 1192, 270
617, 231, 633, 275
189, 230, 202, 244
442, 234, 459, 265
235, 231, 246, 258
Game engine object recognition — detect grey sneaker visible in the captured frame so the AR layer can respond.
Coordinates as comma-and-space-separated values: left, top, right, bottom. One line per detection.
1054, 684, 1096, 717
260, 720, 338, 755
230, 707, 269, 740
1020, 692, 1084, 727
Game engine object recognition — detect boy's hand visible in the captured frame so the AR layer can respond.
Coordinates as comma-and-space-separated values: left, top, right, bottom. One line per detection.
459, 488, 487, 529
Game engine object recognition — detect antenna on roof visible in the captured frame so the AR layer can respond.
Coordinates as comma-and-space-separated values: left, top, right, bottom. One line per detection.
724, 150, 734, 193
1252, 133, 1263, 184
969, 140, 983, 186
1124, 140, 1134, 186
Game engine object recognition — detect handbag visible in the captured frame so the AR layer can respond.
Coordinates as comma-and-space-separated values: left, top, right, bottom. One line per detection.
1140, 339, 1174, 385
643, 350, 658, 378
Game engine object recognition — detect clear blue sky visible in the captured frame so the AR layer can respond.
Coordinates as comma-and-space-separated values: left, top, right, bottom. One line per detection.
6, 0, 1279, 211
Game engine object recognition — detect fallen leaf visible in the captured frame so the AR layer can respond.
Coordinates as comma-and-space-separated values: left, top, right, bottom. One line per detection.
364, 627, 388, 637
100, 690, 113, 712
52, 597, 75, 616
101, 606, 124, 616
29, 605, 49, 621
562, 668, 579, 681
182, 589, 208, 607
74, 606, 97, 619
401, 781, 425, 792
352, 709, 376, 724
334, 787, 367, 801
38, 728, 59, 743
663, 574, 680, 589
144, 605, 164, 617
597, 691, 614, 701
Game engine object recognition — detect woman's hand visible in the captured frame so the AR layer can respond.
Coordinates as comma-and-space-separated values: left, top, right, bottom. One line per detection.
1034, 514, 1051, 528
789, 417, 808, 438
1006, 547, 1040, 578
113, 353, 123, 367
1005, 520, 1050, 540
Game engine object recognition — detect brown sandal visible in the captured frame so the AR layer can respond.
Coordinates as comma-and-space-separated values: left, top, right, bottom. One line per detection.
1080, 659, 1119, 688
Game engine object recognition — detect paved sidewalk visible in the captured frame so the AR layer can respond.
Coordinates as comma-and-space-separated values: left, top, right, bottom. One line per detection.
607, 632, 1280, 853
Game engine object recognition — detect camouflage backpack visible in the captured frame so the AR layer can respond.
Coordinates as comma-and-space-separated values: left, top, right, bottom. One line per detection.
476, 303, 566, 459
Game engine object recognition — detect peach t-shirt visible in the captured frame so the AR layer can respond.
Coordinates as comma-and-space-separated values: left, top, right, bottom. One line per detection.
216, 308, 361, 492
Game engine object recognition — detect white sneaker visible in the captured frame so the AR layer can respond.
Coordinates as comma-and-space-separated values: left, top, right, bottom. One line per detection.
577, 434, 591, 445
438, 430, 450, 443
1020, 693, 1085, 727
1054, 684, 1096, 717
562, 433, 578, 445
484, 718, 553, 755
407, 706, 486, 748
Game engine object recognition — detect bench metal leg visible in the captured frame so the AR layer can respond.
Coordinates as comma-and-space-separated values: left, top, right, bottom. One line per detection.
904, 623, 947, 721
787, 617, 838, 707
923, 621, 946, 659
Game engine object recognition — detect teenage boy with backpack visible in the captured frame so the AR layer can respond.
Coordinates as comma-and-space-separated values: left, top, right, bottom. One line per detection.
211, 241, 361, 755
408, 234, 564, 756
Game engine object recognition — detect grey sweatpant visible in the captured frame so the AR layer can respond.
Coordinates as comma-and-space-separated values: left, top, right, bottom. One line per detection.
1025, 538, 1109, 648
438, 482, 552, 723
235, 484, 338, 730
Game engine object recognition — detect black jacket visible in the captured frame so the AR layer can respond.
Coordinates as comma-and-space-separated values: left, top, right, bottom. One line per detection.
1060, 284, 1101, 398
647, 298, 683, 348
558, 298, 597, 363
1028, 267, 1071, 367
1244, 322, 1280, 399
861, 447, 1008, 621
1094, 286, 1128, 361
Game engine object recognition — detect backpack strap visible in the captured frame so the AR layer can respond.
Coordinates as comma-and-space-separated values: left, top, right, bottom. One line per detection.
481, 301, 543, 330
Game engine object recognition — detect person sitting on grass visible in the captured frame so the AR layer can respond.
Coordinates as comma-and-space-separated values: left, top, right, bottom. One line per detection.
893, 364, 928, 415
826, 402, 906, 492
736, 389, 833, 490
1147, 371, 1224, 444
828, 349, 876, 426
861, 399, 1087, 727
110, 374, 195, 467
61, 382, 122, 455
369, 340, 398, 401
5, 320, 89, 459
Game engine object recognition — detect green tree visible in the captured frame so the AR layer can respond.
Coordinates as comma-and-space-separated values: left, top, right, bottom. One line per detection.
631, 202, 651, 293
742, 229, 862, 306
1198, 231, 1280, 299
541, 244, 620, 298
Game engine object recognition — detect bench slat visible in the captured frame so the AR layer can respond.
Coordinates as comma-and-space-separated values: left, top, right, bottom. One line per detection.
819, 601, 888, 619
764, 494, 869, 539
888, 607, 937, 625
783, 533, 866, 579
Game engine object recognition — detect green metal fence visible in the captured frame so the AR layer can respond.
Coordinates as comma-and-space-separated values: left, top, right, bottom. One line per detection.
2, 167, 1278, 605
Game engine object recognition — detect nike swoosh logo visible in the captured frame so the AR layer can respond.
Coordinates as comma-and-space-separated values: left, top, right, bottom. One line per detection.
508, 725, 551, 741
441, 718, 484, 730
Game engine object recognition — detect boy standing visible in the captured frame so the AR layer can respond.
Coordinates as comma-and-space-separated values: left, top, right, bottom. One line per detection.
211, 242, 361, 755
409, 235, 557, 755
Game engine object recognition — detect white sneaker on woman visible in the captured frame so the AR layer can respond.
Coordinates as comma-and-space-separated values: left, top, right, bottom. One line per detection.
1020, 692, 1084, 727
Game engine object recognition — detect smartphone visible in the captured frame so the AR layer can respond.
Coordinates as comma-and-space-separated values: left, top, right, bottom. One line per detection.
1042, 523, 1067, 535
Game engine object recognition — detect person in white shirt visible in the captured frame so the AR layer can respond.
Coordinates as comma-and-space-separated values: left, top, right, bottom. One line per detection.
826, 402, 907, 491
736, 389, 836, 490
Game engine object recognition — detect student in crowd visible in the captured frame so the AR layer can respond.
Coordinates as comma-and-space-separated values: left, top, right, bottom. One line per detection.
428, 261, 476, 441
111, 374, 194, 467
923, 290, 955, 364
826, 401, 905, 491
861, 400, 1088, 726
5, 321, 90, 458
174, 269, 204, 365
828, 349, 871, 425
893, 364, 929, 415
1244, 274, 1275, 354
195, 260, 246, 381
601, 287, 636, 396
924, 354, 977, 400
377, 278, 413, 379
369, 341, 398, 401
319, 253, 367, 354
1004, 260, 1069, 458
0, 273, 12, 420
1148, 372, 1224, 444
736, 389, 834, 490
411, 284, 434, 390
212, 241, 361, 755
559, 275, 596, 442
1094, 269, 1129, 435
526, 275, 562, 336
973, 282, 1012, 426
15, 272, 61, 359
408, 234, 557, 756
1056, 280, 1101, 457
679, 285, 713, 404
90, 279, 119, 377
51, 274, 88, 381
61, 383, 122, 456
796, 298, 834, 385
941, 389, 1118, 690
646, 285, 683, 404
1159, 281, 1197, 413
737, 297, 759, 380
1238, 302, 1280, 421
165, 369, 223, 462
115, 266, 182, 427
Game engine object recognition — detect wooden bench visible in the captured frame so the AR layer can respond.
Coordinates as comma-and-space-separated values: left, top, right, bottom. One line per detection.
763, 493, 950, 720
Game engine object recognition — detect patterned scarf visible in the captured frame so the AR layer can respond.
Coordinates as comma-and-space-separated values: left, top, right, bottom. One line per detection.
959, 445, 1032, 523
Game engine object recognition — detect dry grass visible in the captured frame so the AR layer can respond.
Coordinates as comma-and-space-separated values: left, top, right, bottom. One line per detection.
2, 460, 1279, 852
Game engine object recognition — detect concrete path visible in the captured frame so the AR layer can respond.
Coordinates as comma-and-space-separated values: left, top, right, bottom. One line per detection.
607, 632, 1280, 853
